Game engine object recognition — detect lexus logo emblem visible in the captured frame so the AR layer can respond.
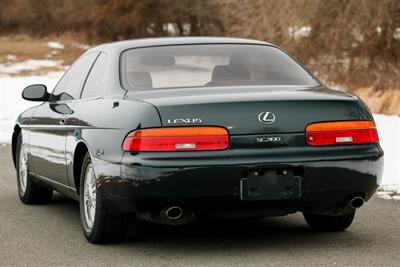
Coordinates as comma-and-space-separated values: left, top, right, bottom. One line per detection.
258, 112, 276, 124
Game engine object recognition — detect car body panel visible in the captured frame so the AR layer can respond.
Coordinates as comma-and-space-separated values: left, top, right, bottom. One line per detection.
29, 102, 71, 186
115, 157, 382, 196
115, 143, 383, 198
64, 98, 161, 190
126, 86, 372, 134
12, 37, 384, 218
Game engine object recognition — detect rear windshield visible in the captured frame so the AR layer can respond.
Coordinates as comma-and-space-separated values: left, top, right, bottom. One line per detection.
120, 44, 318, 90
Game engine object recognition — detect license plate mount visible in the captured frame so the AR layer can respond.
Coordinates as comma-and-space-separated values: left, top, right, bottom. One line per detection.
240, 169, 302, 201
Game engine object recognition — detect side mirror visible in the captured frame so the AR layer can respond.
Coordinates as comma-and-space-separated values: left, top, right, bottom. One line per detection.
22, 84, 49, 102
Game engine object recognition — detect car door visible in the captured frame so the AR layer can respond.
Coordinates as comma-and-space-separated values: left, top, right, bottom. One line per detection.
29, 52, 99, 187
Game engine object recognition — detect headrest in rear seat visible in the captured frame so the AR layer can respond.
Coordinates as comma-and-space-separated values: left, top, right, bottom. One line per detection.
211, 65, 250, 82
127, 71, 153, 89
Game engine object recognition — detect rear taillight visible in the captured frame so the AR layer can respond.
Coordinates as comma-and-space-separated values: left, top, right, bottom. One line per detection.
306, 121, 379, 146
122, 127, 229, 152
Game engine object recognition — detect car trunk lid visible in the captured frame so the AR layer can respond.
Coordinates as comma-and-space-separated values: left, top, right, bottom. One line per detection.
125, 85, 372, 135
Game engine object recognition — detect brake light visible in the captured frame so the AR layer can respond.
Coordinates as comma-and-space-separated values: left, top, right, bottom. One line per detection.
306, 121, 379, 146
122, 127, 229, 152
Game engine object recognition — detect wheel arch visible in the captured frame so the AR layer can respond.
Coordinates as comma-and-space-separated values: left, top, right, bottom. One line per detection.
73, 140, 90, 195
11, 124, 21, 168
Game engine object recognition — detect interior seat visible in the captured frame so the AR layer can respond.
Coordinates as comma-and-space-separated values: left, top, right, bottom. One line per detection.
127, 71, 153, 89
206, 65, 253, 86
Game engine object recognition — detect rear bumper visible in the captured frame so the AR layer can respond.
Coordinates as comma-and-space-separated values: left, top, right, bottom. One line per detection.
97, 143, 384, 215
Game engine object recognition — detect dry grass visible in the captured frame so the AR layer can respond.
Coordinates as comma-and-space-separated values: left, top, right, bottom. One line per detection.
0, 35, 50, 63
351, 87, 400, 115
0, 34, 88, 75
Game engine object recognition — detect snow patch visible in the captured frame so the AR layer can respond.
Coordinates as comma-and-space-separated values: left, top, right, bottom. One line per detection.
73, 43, 91, 50
373, 114, 400, 186
393, 195, 400, 201
288, 26, 311, 39
380, 185, 400, 195
394, 28, 400, 40
0, 72, 63, 143
6, 55, 17, 61
0, 60, 63, 75
47, 41, 64, 49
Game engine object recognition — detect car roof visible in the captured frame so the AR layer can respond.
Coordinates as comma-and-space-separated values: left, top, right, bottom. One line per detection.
86, 37, 274, 54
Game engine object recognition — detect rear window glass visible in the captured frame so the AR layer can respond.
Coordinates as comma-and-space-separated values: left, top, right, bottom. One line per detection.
121, 44, 318, 90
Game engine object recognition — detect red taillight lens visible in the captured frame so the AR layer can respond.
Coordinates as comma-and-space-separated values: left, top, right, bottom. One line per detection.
122, 127, 229, 152
306, 121, 379, 146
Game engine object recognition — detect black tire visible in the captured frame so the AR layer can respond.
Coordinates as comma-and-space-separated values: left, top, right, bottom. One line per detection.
303, 212, 355, 232
79, 152, 129, 243
16, 132, 53, 204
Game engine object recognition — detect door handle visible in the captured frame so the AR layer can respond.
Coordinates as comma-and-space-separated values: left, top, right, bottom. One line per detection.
59, 118, 66, 125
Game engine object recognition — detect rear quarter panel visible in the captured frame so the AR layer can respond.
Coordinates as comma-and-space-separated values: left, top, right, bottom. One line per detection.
65, 98, 161, 190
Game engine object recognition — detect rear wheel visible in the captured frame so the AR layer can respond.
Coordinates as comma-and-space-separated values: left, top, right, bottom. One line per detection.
79, 152, 128, 243
303, 212, 355, 232
16, 132, 53, 204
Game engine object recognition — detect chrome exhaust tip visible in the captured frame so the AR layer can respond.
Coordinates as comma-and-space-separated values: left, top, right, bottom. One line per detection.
165, 206, 183, 220
349, 196, 365, 209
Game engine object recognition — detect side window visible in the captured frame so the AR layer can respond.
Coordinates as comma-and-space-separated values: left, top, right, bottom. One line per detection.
81, 53, 109, 99
52, 52, 98, 101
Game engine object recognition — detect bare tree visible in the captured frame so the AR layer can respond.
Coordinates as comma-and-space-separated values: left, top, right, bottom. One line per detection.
0, 0, 399, 88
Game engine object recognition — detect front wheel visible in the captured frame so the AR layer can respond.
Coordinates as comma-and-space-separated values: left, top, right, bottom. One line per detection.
79, 152, 128, 243
303, 212, 355, 232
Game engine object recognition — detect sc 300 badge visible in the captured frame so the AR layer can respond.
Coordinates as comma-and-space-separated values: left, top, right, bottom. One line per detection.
256, 136, 281, 143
